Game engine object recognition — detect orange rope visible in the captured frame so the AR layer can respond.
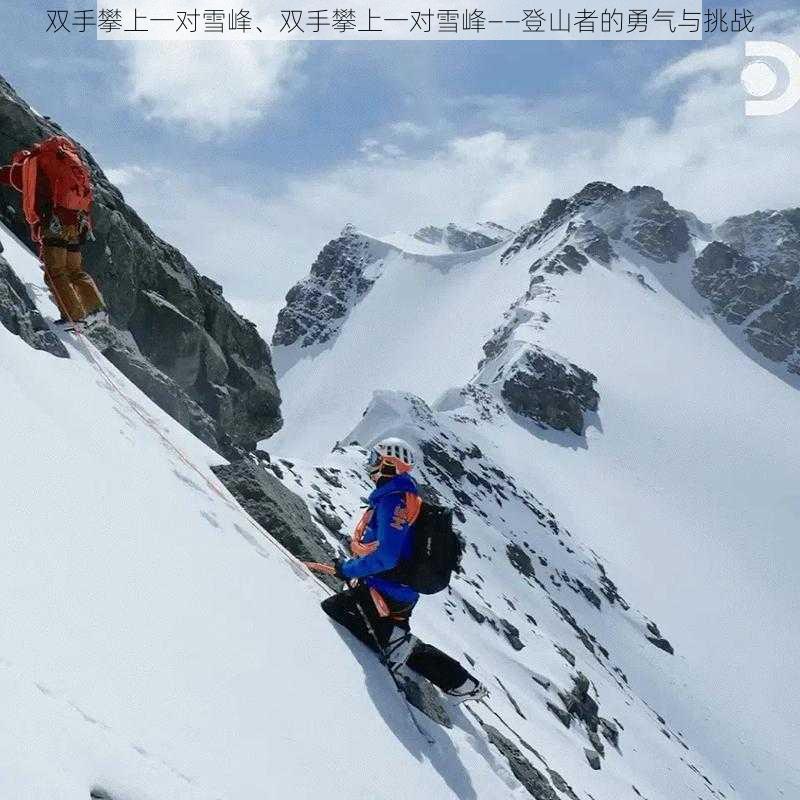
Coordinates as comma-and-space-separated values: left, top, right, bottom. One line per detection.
39, 258, 335, 597
304, 562, 336, 576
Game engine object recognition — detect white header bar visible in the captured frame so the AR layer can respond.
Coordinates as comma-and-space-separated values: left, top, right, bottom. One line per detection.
95, 1, 704, 41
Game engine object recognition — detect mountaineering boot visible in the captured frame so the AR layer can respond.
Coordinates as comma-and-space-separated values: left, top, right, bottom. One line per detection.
444, 675, 489, 703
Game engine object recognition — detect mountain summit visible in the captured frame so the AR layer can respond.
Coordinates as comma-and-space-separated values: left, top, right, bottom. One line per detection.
266, 180, 800, 800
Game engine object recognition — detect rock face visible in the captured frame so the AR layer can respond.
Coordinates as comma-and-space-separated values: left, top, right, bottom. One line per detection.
477, 336, 599, 437
503, 182, 690, 265
694, 211, 800, 375
499, 347, 599, 435
413, 221, 513, 252
212, 459, 339, 589
272, 226, 379, 352
693, 242, 782, 325
0, 251, 67, 358
0, 73, 281, 454
479, 723, 560, 800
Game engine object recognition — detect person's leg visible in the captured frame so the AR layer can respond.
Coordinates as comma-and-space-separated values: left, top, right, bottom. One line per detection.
65, 246, 105, 316
321, 585, 385, 654
322, 585, 416, 668
405, 642, 475, 693
42, 243, 86, 322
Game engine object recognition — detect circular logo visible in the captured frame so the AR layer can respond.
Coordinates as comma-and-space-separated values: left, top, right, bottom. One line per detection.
740, 60, 779, 98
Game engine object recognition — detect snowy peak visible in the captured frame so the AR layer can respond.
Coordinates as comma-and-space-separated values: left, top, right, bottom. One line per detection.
272, 225, 390, 357
504, 182, 692, 265
413, 221, 514, 252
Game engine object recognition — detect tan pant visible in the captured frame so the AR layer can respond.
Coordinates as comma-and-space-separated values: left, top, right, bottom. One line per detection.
43, 245, 104, 322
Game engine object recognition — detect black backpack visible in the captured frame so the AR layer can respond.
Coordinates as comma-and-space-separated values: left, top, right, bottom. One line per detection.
405, 502, 463, 594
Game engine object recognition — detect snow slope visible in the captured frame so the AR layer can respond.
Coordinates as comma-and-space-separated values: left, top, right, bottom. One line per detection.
268, 190, 800, 800
0, 225, 530, 799
266, 396, 741, 800
269, 234, 525, 459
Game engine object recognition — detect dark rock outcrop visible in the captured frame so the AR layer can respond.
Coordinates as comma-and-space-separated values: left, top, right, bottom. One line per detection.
506, 542, 537, 580
0, 73, 281, 453
694, 210, 800, 375
560, 673, 600, 732
694, 242, 784, 326
547, 671, 623, 760
479, 722, 559, 800
413, 221, 512, 252
624, 185, 691, 263
212, 459, 339, 587
584, 748, 602, 770
645, 621, 675, 655
0, 252, 67, 358
272, 226, 381, 354
499, 346, 599, 435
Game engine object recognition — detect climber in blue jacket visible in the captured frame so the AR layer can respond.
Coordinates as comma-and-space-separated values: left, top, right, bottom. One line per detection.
336, 467, 421, 605
321, 438, 486, 701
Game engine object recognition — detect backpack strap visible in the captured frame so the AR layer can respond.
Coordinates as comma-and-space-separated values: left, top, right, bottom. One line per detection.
405, 492, 422, 525
19, 155, 42, 239
369, 586, 391, 618
351, 508, 378, 556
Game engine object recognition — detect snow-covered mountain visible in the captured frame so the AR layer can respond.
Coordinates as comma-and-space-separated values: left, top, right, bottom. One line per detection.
0, 224, 540, 800
267, 182, 800, 800
2, 111, 797, 798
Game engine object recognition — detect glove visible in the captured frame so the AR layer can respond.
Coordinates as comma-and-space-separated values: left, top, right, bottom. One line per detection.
332, 557, 347, 580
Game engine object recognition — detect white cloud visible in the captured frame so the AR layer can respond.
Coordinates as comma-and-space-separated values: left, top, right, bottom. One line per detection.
104, 164, 155, 188
389, 120, 431, 139
110, 13, 800, 343
650, 9, 800, 90
123, 40, 305, 135
649, 42, 740, 90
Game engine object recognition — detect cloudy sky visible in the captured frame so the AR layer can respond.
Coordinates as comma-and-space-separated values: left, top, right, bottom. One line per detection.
1, 1, 799, 336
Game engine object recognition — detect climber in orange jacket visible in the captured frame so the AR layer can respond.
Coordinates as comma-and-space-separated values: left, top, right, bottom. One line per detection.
1, 136, 106, 327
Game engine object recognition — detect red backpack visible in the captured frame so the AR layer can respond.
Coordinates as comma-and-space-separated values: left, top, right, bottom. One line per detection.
12, 136, 93, 236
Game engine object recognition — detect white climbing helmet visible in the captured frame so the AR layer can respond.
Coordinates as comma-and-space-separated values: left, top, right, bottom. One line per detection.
366, 437, 416, 477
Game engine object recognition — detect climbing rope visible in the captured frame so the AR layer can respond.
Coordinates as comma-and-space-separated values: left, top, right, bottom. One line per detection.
45, 266, 509, 753
41, 257, 334, 599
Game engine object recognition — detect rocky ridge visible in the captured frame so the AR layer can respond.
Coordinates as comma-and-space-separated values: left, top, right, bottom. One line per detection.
247, 389, 726, 800
413, 221, 514, 252
0, 73, 281, 455
695, 210, 800, 376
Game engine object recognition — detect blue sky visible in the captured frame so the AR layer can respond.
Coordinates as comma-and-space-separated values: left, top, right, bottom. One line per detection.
1, 1, 799, 334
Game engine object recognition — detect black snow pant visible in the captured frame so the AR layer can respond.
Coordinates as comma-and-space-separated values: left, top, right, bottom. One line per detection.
321, 583, 473, 693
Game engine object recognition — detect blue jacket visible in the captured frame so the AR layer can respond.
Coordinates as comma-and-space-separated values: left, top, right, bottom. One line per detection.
340, 473, 420, 605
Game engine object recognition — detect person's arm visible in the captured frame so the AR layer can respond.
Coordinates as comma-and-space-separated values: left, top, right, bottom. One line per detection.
340, 494, 408, 579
